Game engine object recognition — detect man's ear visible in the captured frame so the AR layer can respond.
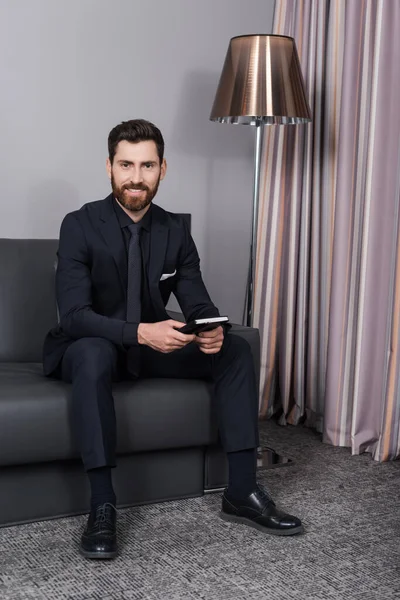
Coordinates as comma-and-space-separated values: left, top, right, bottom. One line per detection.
160, 158, 167, 181
106, 157, 112, 179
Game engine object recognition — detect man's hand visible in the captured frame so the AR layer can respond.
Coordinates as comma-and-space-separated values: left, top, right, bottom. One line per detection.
194, 325, 224, 354
137, 320, 195, 353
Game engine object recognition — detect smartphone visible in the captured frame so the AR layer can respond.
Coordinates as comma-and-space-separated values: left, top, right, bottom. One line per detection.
176, 316, 229, 335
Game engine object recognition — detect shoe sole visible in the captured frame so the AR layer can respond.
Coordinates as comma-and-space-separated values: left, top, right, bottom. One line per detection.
79, 548, 118, 560
220, 511, 304, 536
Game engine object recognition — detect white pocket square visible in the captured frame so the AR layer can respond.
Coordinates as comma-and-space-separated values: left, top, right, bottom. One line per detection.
160, 270, 177, 281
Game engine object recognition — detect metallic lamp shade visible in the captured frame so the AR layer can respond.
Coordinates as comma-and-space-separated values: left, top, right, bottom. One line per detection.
210, 34, 312, 125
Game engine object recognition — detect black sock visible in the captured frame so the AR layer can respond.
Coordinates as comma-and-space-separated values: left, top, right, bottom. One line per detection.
227, 448, 257, 499
87, 467, 116, 509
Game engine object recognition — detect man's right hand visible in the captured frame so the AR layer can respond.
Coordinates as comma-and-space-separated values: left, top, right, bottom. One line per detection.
137, 320, 195, 353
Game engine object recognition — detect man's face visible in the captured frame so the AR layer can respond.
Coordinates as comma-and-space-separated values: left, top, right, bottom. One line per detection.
106, 140, 166, 212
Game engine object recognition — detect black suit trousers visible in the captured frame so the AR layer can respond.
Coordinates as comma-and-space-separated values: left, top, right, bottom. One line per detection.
60, 334, 259, 470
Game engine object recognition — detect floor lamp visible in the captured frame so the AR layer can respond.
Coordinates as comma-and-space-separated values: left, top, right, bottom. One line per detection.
210, 35, 312, 469
210, 34, 312, 327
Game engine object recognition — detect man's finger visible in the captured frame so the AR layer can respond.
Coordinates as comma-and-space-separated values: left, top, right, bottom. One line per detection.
199, 327, 222, 338
195, 334, 223, 345
196, 338, 223, 349
169, 320, 188, 328
170, 330, 195, 343
166, 340, 187, 351
195, 337, 213, 347
168, 321, 195, 339
199, 346, 221, 354
197, 341, 220, 349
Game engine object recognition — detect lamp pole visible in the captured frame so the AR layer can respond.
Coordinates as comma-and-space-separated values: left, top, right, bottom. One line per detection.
246, 121, 264, 327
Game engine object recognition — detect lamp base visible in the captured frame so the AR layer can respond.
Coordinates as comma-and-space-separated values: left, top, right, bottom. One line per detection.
204, 446, 293, 494
257, 446, 292, 470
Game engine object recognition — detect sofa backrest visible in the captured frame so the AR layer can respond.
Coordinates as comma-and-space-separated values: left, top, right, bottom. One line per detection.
0, 239, 59, 362
0, 213, 191, 363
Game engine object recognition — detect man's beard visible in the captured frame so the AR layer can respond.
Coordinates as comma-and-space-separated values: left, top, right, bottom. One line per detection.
111, 172, 160, 212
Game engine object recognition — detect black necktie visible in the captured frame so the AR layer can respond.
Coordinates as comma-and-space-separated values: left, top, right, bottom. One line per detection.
126, 222, 142, 323
126, 222, 142, 377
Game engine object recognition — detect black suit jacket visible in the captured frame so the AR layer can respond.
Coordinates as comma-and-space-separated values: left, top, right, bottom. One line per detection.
43, 194, 220, 375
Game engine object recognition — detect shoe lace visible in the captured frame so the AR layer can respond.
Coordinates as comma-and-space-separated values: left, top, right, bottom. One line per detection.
256, 483, 275, 505
95, 503, 116, 527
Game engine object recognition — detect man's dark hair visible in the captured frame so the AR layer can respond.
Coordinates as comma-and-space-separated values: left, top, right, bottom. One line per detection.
108, 119, 165, 164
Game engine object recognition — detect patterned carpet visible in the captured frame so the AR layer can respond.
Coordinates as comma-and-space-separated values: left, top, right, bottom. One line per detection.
1, 421, 400, 600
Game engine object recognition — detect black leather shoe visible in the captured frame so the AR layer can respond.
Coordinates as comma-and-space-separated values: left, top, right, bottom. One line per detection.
80, 503, 117, 559
221, 485, 304, 536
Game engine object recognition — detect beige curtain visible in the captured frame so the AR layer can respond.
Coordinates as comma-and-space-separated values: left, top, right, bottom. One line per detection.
255, 0, 400, 460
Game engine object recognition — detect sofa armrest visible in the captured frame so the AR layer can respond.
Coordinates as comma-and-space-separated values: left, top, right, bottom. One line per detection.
228, 322, 260, 390
167, 310, 260, 389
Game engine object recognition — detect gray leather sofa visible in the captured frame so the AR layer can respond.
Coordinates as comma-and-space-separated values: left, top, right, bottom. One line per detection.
0, 237, 260, 527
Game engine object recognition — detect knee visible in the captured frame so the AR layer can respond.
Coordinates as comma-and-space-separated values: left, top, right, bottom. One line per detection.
69, 338, 116, 381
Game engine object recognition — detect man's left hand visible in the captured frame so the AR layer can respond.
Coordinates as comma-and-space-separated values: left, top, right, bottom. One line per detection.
194, 325, 224, 354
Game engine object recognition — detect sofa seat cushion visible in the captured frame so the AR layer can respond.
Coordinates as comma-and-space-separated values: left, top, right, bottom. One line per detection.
0, 363, 218, 466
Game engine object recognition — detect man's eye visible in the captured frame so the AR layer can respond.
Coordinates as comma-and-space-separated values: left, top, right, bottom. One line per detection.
122, 163, 130, 168
144, 163, 153, 169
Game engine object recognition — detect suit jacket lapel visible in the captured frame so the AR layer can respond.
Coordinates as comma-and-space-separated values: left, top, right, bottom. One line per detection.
149, 204, 169, 301
98, 195, 128, 297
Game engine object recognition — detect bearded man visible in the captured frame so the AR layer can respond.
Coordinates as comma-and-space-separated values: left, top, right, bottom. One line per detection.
43, 119, 303, 559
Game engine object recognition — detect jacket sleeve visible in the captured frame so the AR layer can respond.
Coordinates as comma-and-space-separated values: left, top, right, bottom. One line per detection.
56, 213, 139, 347
174, 219, 221, 323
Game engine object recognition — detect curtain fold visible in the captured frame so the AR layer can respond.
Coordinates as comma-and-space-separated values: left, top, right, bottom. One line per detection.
255, 0, 400, 460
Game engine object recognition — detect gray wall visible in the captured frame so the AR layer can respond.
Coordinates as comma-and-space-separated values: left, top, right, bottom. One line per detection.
0, 0, 275, 323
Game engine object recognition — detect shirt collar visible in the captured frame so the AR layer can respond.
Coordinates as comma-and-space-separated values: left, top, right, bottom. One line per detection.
113, 198, 152, 232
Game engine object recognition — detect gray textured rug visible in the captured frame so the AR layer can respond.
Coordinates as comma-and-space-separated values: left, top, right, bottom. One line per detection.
1, 421, 400, 600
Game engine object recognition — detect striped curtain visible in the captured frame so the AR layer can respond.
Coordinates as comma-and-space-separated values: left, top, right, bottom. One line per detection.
254, 0, 400, 460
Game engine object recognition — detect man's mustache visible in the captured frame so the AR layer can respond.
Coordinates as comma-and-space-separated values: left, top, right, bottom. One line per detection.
123, 184, 149, 192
